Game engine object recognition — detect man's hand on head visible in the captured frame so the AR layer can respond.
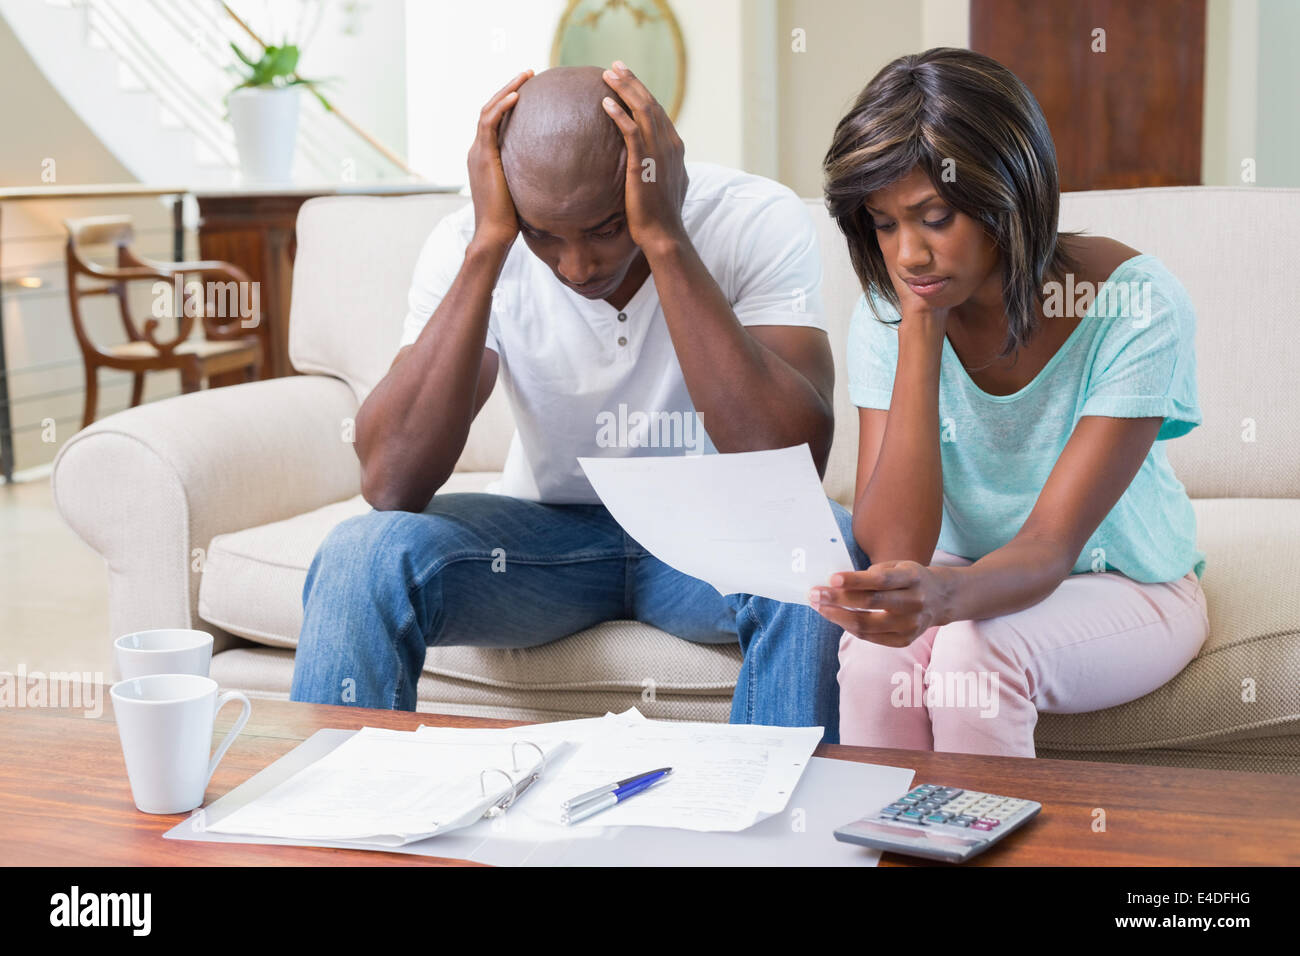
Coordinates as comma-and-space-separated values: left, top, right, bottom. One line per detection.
468, 70, 532, 251
600, 61, 689, 255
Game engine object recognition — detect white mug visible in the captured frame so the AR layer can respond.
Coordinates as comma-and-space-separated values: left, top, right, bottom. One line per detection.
111, 674, 251, 814
114, 628, 213, 681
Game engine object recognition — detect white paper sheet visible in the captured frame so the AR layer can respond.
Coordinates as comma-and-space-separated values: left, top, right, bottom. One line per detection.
578, 444, 853, 605
166, 728, 916, 866
519, 710, 823, 832
205, 726, 569, 846
203, 708, 821, 844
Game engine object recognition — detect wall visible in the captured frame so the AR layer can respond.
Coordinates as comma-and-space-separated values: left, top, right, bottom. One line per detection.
404, 0, 761, 186
774, 0, 924, 197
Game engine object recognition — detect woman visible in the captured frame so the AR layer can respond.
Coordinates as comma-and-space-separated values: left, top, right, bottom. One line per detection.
813, 48, 1209, 757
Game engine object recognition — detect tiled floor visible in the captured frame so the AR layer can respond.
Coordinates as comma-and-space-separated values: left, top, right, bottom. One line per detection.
0, 469, 112, 679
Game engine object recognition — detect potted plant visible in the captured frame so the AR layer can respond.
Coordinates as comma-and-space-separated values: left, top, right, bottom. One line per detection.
226, 42, 329, 184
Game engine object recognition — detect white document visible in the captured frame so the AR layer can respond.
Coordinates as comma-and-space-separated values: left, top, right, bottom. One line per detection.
520, 710, 823, 833
205, 726, 569, 847
578, 444, 853, 605
203, 709, 821, 843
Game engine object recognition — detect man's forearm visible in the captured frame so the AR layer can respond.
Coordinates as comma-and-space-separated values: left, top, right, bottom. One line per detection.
355, 239, 509, 511
642, 235, 834, 470
934, 536, 1075, 625
853, 322, 945, 565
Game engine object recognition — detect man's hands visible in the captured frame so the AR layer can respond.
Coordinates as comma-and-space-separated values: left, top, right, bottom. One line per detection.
810, 562, 955, 647
468, 70, 532, 249
601, 61, 689, 253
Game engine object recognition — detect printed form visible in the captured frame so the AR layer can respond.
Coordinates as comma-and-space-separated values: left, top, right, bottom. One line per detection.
578, 444, 854, 605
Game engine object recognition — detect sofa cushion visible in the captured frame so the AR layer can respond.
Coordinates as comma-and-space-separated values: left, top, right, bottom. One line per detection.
202, 489, 1299, 753
199, 481, 744, 698
209, 643, 735, 724
1036, 498, 1300, 752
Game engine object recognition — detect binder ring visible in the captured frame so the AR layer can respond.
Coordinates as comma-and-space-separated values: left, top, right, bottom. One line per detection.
511, 740, 545, 772
480, 767, 514, 798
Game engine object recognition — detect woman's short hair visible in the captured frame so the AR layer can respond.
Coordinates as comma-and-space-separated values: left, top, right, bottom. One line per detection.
823, 47, 1079, 357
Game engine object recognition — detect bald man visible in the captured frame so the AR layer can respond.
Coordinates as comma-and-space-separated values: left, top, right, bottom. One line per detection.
290, 64, 866, 742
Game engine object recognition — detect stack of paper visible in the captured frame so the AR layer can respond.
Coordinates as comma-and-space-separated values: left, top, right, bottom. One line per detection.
517, 709, 821, 832
204, 710, 822, 845
206, 727, 568, 846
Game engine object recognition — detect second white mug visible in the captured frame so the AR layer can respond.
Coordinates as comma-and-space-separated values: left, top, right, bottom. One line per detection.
114, 628, 213, 680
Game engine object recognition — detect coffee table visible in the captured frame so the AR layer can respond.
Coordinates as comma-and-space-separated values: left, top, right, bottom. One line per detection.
2, 687, 1297, 865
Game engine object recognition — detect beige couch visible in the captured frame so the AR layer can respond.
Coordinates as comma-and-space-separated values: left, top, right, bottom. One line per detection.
53, 186, 1300, 774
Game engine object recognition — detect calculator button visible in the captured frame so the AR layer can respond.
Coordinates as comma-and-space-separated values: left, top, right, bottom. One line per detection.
900, 809, 925, 821
879, 807, 900, 817
924, 813, 949, 823
954, 814, 977, 824
887, 803, 909, 812
970, 821, 994, 831
977, 818, 1001, 827
941, 788, 964, 798
899, 796, 920, 805
949, 818, 971, 828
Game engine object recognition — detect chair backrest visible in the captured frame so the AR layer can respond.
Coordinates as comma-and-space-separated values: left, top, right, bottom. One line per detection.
64, 214, 135, 252
289, 187, 1300, 501
63, 214, 138, 357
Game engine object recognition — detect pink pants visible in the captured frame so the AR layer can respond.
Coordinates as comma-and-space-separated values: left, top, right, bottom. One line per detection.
836, 550, 1210, 757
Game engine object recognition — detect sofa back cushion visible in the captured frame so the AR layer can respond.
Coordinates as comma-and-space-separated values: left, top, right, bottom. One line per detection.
817, 186, 1300, 502
290, 187, 1300, 500
289, 193, 514, 472
1055, 187, 1300, 499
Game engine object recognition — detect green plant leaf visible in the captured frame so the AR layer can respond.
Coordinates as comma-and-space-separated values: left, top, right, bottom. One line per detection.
230, 41, 257, 68
271, 45, 300, 77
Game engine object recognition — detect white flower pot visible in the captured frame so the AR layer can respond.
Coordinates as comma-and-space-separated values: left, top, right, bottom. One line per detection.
228, 86, 301, 185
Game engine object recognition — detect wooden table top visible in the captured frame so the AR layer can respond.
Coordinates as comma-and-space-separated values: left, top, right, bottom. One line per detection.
2, 690, 1297, 866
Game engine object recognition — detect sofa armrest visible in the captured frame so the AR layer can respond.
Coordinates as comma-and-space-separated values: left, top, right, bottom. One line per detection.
52, 375, 361, 653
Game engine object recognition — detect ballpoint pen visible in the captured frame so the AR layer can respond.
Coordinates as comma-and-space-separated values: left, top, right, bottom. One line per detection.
561, 767, 673, 810
560, 769, 672, 825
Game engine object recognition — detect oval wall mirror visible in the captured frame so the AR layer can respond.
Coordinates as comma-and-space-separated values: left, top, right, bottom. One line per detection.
550, 0, 687, 122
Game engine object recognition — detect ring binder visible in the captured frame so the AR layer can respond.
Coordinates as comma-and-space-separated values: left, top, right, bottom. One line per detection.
480, 740, 549, 818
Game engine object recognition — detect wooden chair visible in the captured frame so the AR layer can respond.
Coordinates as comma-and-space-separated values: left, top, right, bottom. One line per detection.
64, 214, 265, 428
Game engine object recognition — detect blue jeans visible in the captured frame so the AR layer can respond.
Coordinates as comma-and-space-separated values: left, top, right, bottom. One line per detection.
289, 493, 866, 743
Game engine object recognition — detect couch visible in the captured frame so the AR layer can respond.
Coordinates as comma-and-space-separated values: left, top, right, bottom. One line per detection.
52, 186, 1300, 774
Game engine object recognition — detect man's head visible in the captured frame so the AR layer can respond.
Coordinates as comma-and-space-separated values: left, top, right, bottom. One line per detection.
499, 66, 640, 299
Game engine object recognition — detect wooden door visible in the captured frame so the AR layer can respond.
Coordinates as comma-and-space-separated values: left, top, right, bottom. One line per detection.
970, 0, 1206, 190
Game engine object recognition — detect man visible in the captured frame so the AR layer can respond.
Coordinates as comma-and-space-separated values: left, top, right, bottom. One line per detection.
289, 63, 865, 742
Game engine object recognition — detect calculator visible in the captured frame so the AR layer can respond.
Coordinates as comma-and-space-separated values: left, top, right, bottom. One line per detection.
834, 783, 1041, 863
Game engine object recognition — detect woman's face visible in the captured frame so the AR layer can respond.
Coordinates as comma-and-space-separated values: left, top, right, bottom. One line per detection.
864, 165, 1001, 313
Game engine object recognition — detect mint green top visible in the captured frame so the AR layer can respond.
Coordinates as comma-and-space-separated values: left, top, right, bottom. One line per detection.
846, 254, 1206, 583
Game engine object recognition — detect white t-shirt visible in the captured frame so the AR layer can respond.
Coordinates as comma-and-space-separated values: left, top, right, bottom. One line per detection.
399, 161, 825, 503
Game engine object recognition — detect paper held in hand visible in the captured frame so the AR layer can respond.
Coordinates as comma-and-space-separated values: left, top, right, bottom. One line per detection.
578, 444, 853, 605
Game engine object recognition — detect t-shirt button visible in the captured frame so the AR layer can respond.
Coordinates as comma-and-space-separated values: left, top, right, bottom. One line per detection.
617, 312, 627, 322
617, 336, 628, 346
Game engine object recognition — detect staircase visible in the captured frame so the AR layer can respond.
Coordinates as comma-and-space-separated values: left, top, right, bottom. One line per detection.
0, 0, 409, 186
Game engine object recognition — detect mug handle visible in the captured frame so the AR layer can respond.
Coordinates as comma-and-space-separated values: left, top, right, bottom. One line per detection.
204, 691, 252, 791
